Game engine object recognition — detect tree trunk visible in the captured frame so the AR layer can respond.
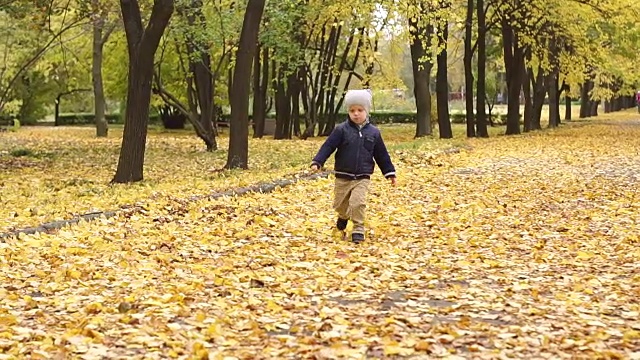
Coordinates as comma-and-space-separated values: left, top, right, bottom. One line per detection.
321, 32, 339, 137
580, 79, 592, 118
311, 25, 334, 136
252, 45, 266, 138
288, 70, 301, 138
436, 20, 452, 139
564, 85, 571, 120
627, 95, 631, 109
501, 20, 523, 135
301, 66, 310, 128
92, 0, 112, 138
154, 1, 217, 150
301, 23, 362, 139
54, 95, 61, 126
464, 0, 475, 137
112, 0, 174, 184
316, 24, 340, 136
186, 0, 216, 151
225, 0, 265, 169
547, 36, 561, 128
324, 28, 357, 135
522, 65, 532, 132
615, 93, 623, 111
258, 47, 269, 137
363, 22, 384, 88
409, 18, 433, 138
330, 27, 365, 130
292, 66, 303, 137
546, 73, 559, 128
302, 27, 327, 139
530, 65, 545, 130
274, 67, 289, 139
475, 0, 488, 137
590, 99, 598, 116
227, 66, 233, 105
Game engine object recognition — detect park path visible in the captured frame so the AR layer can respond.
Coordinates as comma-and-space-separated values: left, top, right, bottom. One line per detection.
1, 119, 640, 359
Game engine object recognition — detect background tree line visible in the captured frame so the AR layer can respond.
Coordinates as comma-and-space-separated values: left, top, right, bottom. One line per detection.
1, 0, 638, 182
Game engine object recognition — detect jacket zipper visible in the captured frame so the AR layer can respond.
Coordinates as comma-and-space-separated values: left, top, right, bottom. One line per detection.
349, 120, 367, 179
354, 129, 363, 178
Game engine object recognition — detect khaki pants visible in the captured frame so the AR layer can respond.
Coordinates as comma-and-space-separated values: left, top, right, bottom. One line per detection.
333, 178, 370, 234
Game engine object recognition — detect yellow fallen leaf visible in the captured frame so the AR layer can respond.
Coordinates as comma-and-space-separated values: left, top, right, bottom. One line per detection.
0, 315, 17, 326
195, 311, 207, 323
415, 340, 431, 351
2, 116, 640, 359
205, 323, 223, 337
576, 251, 594, 260
384, 345, 415, 356
623, 330, 640, 341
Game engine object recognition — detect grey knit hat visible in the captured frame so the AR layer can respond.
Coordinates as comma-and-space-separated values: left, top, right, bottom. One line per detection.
344, 89, 372, 113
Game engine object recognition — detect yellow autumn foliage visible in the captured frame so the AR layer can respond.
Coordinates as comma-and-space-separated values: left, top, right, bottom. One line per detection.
1, 111, 640, 358
0, 125, 462, 232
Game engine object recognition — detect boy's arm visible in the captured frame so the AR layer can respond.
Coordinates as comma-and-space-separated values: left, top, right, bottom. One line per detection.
311, 126, 343, 168
373, 133, 396, 178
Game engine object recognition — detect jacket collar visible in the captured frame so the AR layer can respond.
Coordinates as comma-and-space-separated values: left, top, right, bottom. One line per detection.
347, 117, 370, 130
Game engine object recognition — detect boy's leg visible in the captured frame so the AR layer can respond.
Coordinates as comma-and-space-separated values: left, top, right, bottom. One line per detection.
333, 178, 352, 221
349, 179, 371, 235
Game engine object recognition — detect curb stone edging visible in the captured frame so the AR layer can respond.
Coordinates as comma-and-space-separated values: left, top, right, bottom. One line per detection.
0, 145, 470, 241
0, 172, 332, 241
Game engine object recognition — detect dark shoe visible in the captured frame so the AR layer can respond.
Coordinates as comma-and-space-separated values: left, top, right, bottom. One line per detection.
336, 218, 348, 231
351, 233, 365, 244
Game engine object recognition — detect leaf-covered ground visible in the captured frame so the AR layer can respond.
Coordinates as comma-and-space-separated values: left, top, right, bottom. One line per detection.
2, 117, 640, 359
0, 125, 464, 233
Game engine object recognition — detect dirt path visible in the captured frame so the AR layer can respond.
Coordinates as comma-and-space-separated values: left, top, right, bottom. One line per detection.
1, 120, 639, 359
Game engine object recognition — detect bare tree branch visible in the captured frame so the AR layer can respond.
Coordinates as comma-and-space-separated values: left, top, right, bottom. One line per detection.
101, 22, 118, 44
0, 16, 89, 113
153, 69, 208, 136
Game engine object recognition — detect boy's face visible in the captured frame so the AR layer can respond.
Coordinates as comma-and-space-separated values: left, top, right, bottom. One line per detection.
348, 105, 367, 125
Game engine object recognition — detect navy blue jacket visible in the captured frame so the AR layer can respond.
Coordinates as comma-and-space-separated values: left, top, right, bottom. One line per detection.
311, 119, 396, 180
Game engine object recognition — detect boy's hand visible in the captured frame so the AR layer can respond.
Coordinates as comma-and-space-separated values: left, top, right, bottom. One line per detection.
389, 177, 397, 186
310, 164, 320, 172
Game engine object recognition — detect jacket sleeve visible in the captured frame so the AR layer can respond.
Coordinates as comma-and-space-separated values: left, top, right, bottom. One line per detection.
373, 132, 396, 178
311, 126, 343, 167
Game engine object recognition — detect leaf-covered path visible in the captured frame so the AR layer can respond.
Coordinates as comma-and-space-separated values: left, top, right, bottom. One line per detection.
1, 120, 640, 359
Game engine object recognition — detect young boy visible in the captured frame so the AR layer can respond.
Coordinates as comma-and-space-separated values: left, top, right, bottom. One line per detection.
310, 89, 396, 243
